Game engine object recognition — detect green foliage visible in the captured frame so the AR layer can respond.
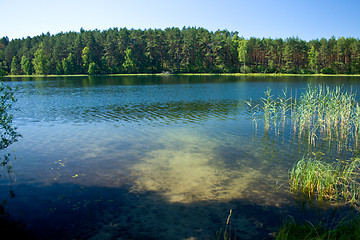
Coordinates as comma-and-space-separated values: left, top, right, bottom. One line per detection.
1, 28, 360, 75
0, 83, 20, 181
276, 217, 323, 240
308, 46, 318, 73
255, 85, 360, 152
237, 39, 248, 70
62, 53, 76, 75
290, 157, 360, 207
321, 67, 336, 74
88, 62, 96, 75
253, 85, 360, 239
20, 56, 33, 75
122, 48, 135, 73
0, 84, 21, 151
82, 46, 91, 71
33, 43, 48, 75
10, 56, 20, 75
55, 62, 63, 75
0, 76, 26, 237
276, 217, 360, 240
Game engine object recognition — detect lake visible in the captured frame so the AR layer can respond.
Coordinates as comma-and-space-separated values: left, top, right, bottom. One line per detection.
1, 75, 360, 239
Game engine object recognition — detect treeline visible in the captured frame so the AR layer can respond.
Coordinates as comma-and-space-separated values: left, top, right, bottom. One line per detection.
1, 27, 360, 75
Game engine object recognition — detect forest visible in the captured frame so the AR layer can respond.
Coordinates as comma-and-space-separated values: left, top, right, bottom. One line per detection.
0, 27, 359, 75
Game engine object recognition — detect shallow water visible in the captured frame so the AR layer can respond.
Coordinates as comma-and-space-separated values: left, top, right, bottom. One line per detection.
1, 75, 360, 239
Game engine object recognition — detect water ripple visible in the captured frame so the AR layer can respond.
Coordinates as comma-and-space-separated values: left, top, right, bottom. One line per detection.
79, 100, 244, 126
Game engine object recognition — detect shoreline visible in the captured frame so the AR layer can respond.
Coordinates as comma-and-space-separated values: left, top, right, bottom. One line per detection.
4, 73, 360, 78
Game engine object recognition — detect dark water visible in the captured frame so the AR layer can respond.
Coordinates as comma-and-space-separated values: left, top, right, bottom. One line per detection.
1, 75, 360, 239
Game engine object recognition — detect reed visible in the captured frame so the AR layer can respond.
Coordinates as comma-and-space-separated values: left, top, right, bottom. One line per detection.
215, 209, 235, 240
275, 217, 323, 240
275, 216, 360, 240
257, 85, 360, 239
257, 85, 360, 153
261, 88, 293, 133
289, 157, 360, 207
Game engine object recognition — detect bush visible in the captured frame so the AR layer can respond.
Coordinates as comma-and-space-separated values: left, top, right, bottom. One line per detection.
321, 67, 336, 74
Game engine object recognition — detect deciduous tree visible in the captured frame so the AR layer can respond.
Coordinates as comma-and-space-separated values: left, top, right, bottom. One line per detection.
123, 48, 135, 73
308, 46, 318, 73
20, 55, 33, 75
10, 56, 20, 75
33, 43, 48, 75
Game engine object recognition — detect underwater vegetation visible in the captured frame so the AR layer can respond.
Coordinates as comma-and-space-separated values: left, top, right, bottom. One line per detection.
249, 85, 360, 239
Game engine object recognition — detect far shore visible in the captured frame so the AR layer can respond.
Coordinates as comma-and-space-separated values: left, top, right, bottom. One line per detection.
4, 73, 360, 78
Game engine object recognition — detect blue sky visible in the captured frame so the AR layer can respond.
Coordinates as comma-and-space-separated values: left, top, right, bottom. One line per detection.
1, 0, 359, 41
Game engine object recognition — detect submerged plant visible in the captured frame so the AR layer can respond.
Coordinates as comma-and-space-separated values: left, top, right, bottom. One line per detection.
215, 209, 235, 240
289, 157, 360, 208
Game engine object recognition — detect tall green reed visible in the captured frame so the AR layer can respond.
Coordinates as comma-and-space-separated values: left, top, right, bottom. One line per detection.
254, 85, 360, 153
257, 85, 360, 239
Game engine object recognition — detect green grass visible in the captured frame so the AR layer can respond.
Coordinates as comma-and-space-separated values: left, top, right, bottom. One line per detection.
289, 157, 360, 207
280, 156, 360, 239
275, 216, 360, 240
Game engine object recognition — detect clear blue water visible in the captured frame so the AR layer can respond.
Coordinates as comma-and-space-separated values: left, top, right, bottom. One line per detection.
1, 75, 360, 239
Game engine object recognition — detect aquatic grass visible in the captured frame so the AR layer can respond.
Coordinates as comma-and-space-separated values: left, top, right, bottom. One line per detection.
275, 216, 360, 240
252, 85, 360, 238
261, 88, 293, 134
253, 85, 360, 153
289, 157, 360, 207
352, 103, 360, 148
275, 217, 322, 240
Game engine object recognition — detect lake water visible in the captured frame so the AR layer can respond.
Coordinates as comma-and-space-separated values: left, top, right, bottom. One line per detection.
1, 75, 360, 239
